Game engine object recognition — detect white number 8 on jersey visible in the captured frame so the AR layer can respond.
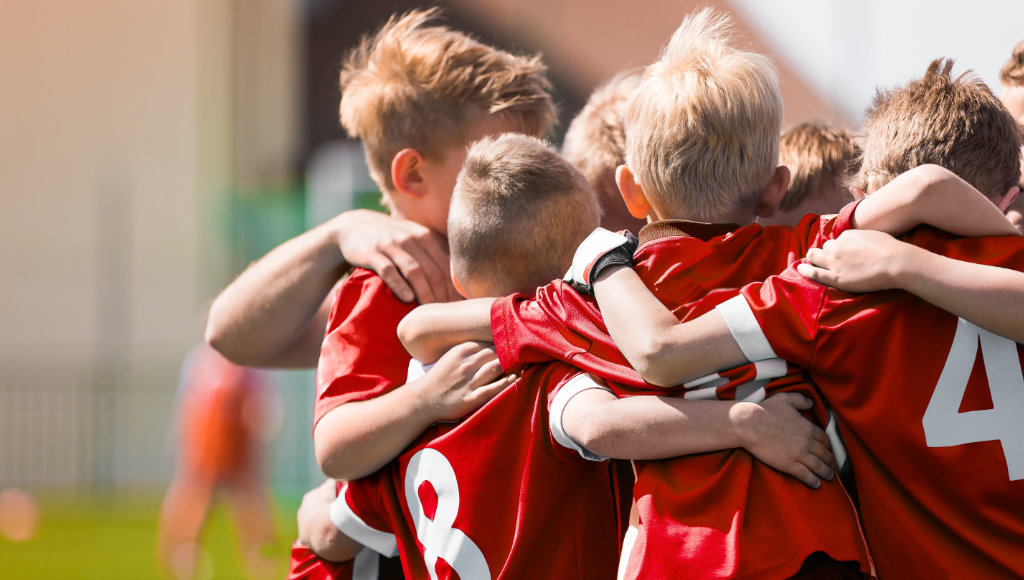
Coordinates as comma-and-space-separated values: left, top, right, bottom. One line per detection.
923, 319, 1024, 480
404, 448, 492, 579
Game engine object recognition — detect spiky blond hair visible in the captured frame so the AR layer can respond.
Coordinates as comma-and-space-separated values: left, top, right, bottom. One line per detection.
339, 9, 556, 194
623, 8, 782, 221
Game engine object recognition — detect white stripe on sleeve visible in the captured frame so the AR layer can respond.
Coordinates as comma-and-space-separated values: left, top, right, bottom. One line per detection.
716, 295, 778, 362
549, 374, 614, 461
330, 487, 399, 558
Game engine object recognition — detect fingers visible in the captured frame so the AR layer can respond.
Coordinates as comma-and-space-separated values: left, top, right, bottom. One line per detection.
372, 256, 416, 302
769, 392, 814, 411
467, 373, 518, 409
783, 463, 822, 489
390, 236, 450, 305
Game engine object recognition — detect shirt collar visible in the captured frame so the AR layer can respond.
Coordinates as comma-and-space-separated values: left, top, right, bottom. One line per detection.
638, 219, 744, 245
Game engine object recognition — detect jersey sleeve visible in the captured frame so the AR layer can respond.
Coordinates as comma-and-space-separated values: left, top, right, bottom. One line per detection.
547, 372, 615, 462
314, 269, 416, 425
789, 199, 860, 254
329, 479, 399, 559
715, 267, 828, 371
490, 281, 645, 386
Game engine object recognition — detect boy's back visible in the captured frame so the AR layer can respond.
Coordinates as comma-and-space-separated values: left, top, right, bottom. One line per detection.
719, 227, 1024, 577
332, 135, 627, 578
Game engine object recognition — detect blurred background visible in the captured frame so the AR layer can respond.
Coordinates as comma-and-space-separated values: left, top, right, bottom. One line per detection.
1, 0, 1021, 577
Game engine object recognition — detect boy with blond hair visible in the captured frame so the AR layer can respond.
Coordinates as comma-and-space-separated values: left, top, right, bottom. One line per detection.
281, 9, 557, 577
562, 72, 646, 233
581, 59, 1024, 578
397, 12, 1023, 579
759, 121, 860, 226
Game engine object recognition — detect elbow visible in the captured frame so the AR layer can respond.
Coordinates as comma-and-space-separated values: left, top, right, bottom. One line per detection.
314, 434, 360, 482
628, 337, 679, 388
204, 299, 250, 366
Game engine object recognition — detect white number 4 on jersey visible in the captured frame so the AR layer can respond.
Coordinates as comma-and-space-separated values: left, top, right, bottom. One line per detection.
923, 319, 1024, 481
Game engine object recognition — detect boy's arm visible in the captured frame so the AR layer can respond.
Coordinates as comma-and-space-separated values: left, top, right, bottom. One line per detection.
798, 229, 1024, 343
314, 342, 516, 480
850, 164, 1019, 237
397, 299, 496, 363
297, 479, 362, 563
206, 210, 455, 368
561, 386, 834, 488
591, 265, 747, 387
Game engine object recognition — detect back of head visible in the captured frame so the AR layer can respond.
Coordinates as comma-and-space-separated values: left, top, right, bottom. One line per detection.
858, 59, 1022, 199
624, 8, 783, 221
563, 72, 642, 228
449, 134, 600, 296
338, 9, 557, 193
1001, 40, 1024, 88
778, 121, 861, 212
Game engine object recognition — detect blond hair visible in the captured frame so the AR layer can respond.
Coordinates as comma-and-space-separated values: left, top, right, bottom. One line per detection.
563, 72, 641, 212
778, 122, 860, 211
449, 134, 600, 295
623, 8, 782, 221
1001, 41, 1024, 87
338, 9, 556, 194
858, 59, 1022, 199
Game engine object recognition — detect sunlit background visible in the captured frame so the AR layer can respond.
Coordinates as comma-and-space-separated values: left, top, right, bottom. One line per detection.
1, 0, 1021, 577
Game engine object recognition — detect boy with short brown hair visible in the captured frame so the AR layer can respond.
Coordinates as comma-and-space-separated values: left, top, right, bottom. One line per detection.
759, 121, 860, 226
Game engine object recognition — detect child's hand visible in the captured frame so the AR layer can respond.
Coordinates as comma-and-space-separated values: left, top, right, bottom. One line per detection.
735, 393, 834, 488
334, 209, 459, 304
297, 479, 356, 562
564, 227, 639, 294
797, 230, 915, 293
418, 342, 518, 422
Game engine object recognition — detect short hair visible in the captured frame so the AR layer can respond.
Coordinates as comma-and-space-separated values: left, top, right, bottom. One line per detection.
623, 8, 783, 221
1001, 41, 1024, 87
778, 122, 861, 211
449, 134, 600, 295
562, 71, 642, 211
857, 59, 1022, 199
338, 9, 557, 194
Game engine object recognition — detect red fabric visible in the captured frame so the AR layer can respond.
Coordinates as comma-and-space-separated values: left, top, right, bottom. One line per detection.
286, 541, 354, 580
315, 268, 417, 426
738, 228, 1024, 578
490, 209, 872, 579
340, 362, 625, 580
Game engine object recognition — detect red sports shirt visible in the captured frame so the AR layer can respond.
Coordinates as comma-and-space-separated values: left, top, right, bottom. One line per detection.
490, 209, 873, 578
331, 361, 625, 580
720, 228, 1024, 578
315, 268, 417, 426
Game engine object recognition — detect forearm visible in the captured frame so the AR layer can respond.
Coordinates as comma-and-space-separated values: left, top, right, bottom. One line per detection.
397, 299, 495, 363
593, 266, 746, 386
207, 221, 347, 368
893, 245, 1024, 343
314, 385, 437, 480
567, 391, 751, 460
297, 480, 362, 563
853, 164, 1018, 237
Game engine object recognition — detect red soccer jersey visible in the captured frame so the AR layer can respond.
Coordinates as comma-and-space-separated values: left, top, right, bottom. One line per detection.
330, 362, 625, 580
315, 268, 417, 426
490, 209, 873, 579
720, 228, 1024, 578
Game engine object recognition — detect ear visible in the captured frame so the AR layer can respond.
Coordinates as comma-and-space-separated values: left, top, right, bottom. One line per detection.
755, 166, 791, 218
451, 270, 471, 300
615, 165, 652, 220
997, 185, 1021, 213
391, 148, 428, 198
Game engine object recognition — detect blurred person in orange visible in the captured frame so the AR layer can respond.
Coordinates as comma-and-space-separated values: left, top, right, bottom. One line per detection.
1000, 40, 1024, 233
157, 343, 277, 580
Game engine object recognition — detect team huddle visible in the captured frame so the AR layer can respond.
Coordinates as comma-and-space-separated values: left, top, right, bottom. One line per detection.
206, 7, 1024, 580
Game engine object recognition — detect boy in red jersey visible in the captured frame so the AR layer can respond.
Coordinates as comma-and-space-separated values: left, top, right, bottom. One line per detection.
333, 133, 836, 579
397, 13, 1020, 580
582, 59, 1024, 578
281, 9, 557, 578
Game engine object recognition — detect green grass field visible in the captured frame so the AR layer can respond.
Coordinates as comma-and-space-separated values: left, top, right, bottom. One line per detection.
0, 491, 301, 580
